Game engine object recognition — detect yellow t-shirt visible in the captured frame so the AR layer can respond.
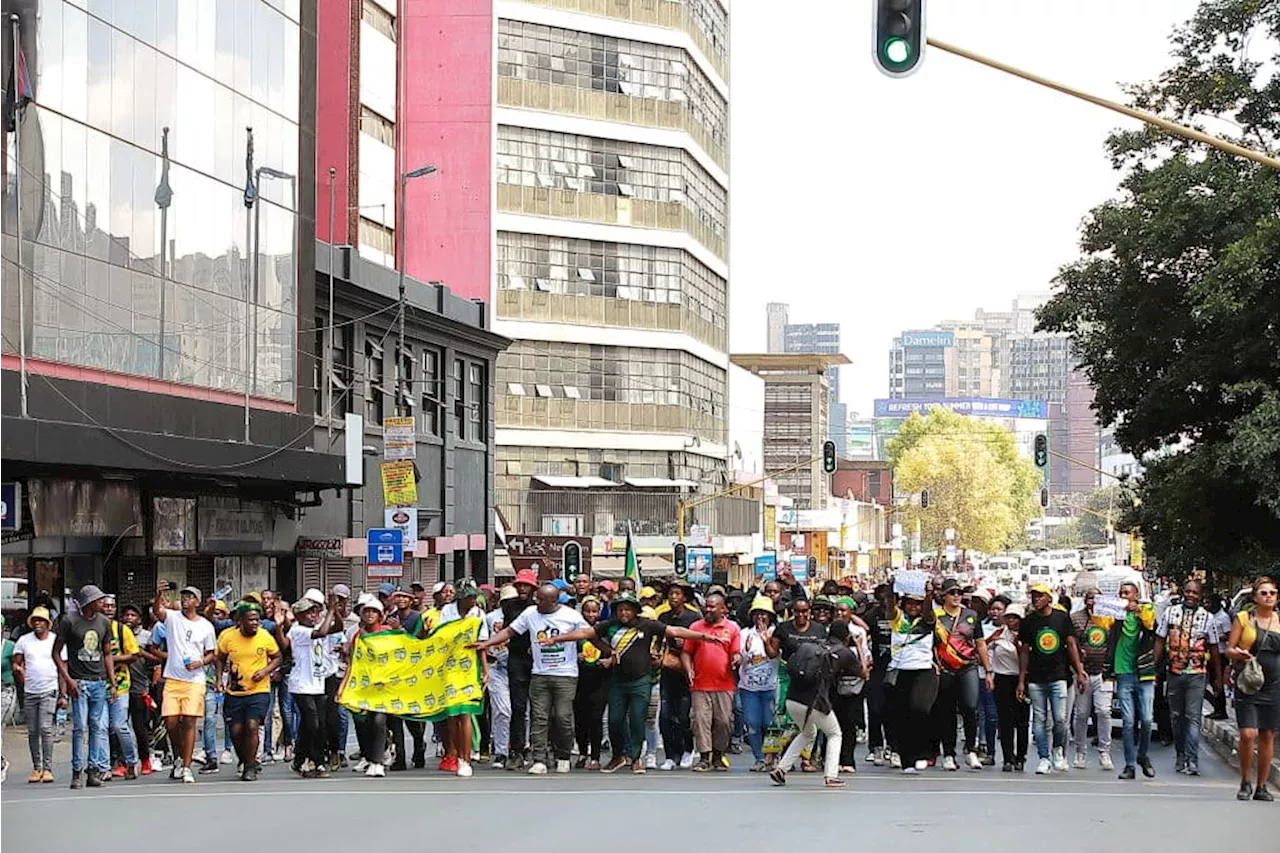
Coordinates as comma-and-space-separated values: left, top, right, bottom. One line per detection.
110, 622, 140, 696
216, 627, 280, 696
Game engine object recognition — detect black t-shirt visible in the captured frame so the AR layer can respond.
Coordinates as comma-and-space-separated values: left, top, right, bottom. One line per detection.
865, 604, 893, 665
774, 620, 827, 659
1018, 608, 1077, 684
658, 608, 698, 654
596, 617, 667, 682
501, 598, 533, 663
57, 613, 112, 682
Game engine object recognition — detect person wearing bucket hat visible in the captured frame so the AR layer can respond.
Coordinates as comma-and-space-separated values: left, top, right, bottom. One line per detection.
274, 590, 342, 778
13, 606, 60, 782
930, 577, 992, 772
149, 581, 219, 784
429, 579, 490, 777
884, 581, 938, 774
53, 585, 117, 789
738, 595, 781, 771
342, 595, 391, 778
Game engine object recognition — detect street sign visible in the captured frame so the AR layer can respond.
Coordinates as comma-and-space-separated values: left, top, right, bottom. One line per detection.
689, 524, 711, 547
384, 507, 418, 552
0, 483, 19, 531
383, 416, 416, 461
687, 546, 712, 584
367, 528, 404, 573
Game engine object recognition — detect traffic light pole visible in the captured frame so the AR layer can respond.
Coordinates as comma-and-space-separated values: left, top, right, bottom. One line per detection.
926, 37, 1280, 171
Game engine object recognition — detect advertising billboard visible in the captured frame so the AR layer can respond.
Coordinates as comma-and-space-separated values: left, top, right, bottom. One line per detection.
873, 397, 1049, 419
900, 330, 954, 348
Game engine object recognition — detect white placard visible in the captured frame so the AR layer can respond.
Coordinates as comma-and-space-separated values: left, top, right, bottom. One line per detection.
1092, 596, 1129, 620
894, 570, 927, 598
1097, 575, 1123, 596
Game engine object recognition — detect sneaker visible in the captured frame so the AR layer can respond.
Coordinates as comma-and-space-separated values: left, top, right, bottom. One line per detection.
1036, 758, 1052, 775
631, 759, 646, 775
1185, 763, 1200, 776
28, 770, 43, 784
872, 746, 885, 766
1002, 762, 1013, 772
890, 752, 903, 769
439, 755, 459, 773
193, 748, 207, 765
140, 758, 153, 776
181, 766, 195, 784
966, 752, 982, 770
1254, 785, 1274, 802
372, 763, 386, 778
112, 763, 126, 778
914, 760, 928, 771
769, 767, 787, 786
310, 765, 331, 779
241, 765, 259, 782
1073, 752, 1088, 770
943, 755, 958, 771
1174, 756, 1187, 774
1237, 781, 1254, 801
750, 760, 768, 772
198, 763, 220, 775
125, 764, 138, 780
1119, 765, 1136, 780
982, 755, 996, 767
86, 770, 104, 788
41, 769, 54, 783
170, 764, 184, 780
659, 759, 677, 771
491, 754, 507, 770
70, 771, 84, 790
354, 759, 369, 773
456, 760, 473, 778
644, 753, 657, 770
527, 761, 549, 775
1099, 753, 1114, 771
1014, 759, 1025, 772
1139, 757, 1155, 778
902, 766, 918, 775
601, 756, 628, 774
679, 751, 695, 769
1052, 748, 1069, 773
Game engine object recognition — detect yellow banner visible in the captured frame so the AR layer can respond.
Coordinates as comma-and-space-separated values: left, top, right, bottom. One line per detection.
339, 616, 483, 722
381, 460, 418, 506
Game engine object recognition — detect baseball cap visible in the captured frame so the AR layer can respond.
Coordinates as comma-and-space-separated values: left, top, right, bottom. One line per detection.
639, 586, 658, 600
514, 569, 538, 587
242, 592, 263, 604
551, 578, 570, 591
179, 585, 202, 600
1006, 603, 1026, 619
212, 600, 230, 615
293, 597, 319, 614
432, 581, 448, 595
303, 588, 326, 605
378, 582, 396, 596
1028, 583, 1054, 596
410, 583, 426, 593
333, 584, 352, 599
356, 593, 384, 614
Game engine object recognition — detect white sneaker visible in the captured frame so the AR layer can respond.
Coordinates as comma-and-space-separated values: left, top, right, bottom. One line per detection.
555, 759, 571, 774
1073, 752, 1087, 770
192, 748, 207, 765
456, 760, 473, 778
353, 759, 369, 773
373, 763, 386, 778
914, 760, 928, 771
872, 747, 885, 767
644, 753, 657, 770
1036, 758, 1052, 775
527, 761, 549, 775
1052, 748, 1069, 773
181, 766, 195, 784
365, 763, 379, 778
659, 759, 676, 771
220, 749, 234, 765
679, 751, 695, 769
1099, 752, 1114, 771
471, 750, 480, 762
890, 752, 903, 769
943, 755, 958, 771
966, 751, 983, 770
902, 766, 918, 775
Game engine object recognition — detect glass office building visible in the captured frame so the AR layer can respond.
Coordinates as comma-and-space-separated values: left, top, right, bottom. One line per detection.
4, 0, 302, 401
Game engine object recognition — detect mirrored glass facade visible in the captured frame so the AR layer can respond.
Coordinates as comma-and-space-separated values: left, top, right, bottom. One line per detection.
3, 0, 302, 401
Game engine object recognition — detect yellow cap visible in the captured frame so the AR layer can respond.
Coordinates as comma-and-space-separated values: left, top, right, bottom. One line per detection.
1029, 583, 1054, 596
639, 586, 659, 600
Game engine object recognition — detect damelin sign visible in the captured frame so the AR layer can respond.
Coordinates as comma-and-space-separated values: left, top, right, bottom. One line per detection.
901, 330, 954, 348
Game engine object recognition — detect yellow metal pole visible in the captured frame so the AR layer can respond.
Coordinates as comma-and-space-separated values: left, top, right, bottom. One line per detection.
1047, 448, 1122, 482
927, 37, 1280, 171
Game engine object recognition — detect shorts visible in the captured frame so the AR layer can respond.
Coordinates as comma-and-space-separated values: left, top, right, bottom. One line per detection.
223, 692, 272, 725
161, 679, 206, 718
1235, 697, 1278, 732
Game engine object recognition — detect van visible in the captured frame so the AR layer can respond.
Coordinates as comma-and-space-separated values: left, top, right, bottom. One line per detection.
2, 577, 29, 615
1027, 561, 1059, 591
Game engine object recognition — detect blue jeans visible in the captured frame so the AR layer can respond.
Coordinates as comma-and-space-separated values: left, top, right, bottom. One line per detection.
202, 688, 225, 757
978, 678, 998, 753
109, 691, 139, 767
1027, 680, 1069, 760
263, 681, 294, 755
70, 680, 110, 774
1116, 673, 1154, 768
740, 688, 775, 763
1167, 672, 1206, 766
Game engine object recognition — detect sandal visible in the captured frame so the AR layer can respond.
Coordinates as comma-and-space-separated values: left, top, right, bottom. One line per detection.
691, 759, 713, 772
824, 776, 846, 788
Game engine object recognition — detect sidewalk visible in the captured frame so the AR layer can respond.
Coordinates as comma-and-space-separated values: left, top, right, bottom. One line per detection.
1202, 714, 1280, 787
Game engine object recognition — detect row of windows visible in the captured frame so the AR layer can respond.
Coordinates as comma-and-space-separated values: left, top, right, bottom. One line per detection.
495, 233, 725, 327
496, 126, 727, 240
361, 0, 396, 41
496, 20, 726, 149
359, 106, 396, 148
683, 0, 729, 62
496, 342, 725, 416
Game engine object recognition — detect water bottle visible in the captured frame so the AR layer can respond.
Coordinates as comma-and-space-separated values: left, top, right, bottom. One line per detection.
213, 584, 235, 601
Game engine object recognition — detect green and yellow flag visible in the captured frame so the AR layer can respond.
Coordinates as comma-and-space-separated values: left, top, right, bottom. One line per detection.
339, 616, 484, 722
624, 520, 641, 589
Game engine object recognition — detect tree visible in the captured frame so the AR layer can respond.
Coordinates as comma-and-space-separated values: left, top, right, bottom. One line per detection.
887, 407, 1042, 554
1065, 485, 1134, 544
1037, 0, 1280, 586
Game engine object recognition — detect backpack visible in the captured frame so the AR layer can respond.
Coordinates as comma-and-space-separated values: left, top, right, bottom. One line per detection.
786, 640, 839, 686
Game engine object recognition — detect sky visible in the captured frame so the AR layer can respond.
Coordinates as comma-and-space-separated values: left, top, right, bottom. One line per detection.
727, 0, 1204, 430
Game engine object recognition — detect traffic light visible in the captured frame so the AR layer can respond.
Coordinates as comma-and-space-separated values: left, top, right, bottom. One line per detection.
1034, 433, 1049, 469
673, 542, 688, 578
822, 440, 837, 474
562, 540, 582, 581
920, 488, 930, 510
874, 0, 926, 78
1040, 487, 1049, 509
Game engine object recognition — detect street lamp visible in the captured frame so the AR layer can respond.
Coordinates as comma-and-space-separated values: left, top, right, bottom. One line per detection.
396, 164, 438, 413
244, 165, 297, 442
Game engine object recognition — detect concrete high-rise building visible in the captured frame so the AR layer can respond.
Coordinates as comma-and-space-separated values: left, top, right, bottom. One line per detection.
783, 322, 844, 446
888, 329, 952, 399
766, 302, 790, 353
1009, 333, 1100, 498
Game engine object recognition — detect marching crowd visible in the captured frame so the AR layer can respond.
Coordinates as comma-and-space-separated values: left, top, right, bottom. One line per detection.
3, 568, 1277, 802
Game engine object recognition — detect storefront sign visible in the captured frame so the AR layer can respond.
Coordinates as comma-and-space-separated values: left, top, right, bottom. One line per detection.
383, 417, 417, 461
1, 483, 20, 531
297, 537, 343, 556
28, 479, 141, 537
198, 497, 283, 553
381, 461, 417, 507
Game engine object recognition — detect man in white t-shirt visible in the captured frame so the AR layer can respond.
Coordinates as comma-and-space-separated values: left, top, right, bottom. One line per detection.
274, 592, 340, 777
150, 583, 218, 783
433, 579, 490, 777
13, 606, 64, 782
474, 583, 597, 775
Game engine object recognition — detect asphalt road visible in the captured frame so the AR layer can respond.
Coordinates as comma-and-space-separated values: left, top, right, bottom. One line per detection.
2, 741, 1270, 851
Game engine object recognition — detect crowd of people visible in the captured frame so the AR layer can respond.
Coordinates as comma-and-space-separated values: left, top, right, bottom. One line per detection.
2, 567, 1276, 803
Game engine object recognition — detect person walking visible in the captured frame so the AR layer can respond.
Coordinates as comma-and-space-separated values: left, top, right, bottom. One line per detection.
1155, 578, 1220, 776
12, 607, 60, 783
737, 595, 781, 772
681, 593, 742, 772
1226, 576, 1279, 802
657, 581, 700, 769
215, 603, 281, 781
275, 592, 340, 778
55, 585, 117, 789
150, 584, 218, 784
989, 603, 1029, 771
1017, 583, 1087, 775
930, 578, 992, 771
886, 585, 938, 774
1070, 588, 1116, 771
485, 585, 517, 769
1105, 581, 1159, 780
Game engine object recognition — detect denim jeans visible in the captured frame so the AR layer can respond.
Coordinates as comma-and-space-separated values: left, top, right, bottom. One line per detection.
1027, 680, 1069, 760
26, 690, 58, 771
978, 678, 998, 753
1166, 671, 1206, 765
739, 687, 775, 762
1072, 673, 1114, 755
529, 674, 577, 764
109, 691, 139, 767
608, 676, 651, 761
202, 688, 225, 758
1115, 673, 1154, 768
70, 679, 111, 774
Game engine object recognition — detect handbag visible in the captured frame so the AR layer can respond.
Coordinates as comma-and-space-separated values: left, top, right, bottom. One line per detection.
1239, 657, 1265, 695
661, 648, 684, 671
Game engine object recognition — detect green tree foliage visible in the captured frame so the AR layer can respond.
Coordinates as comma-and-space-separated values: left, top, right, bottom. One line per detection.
887, 407, 1042, 554
1037, 0, 1280, 585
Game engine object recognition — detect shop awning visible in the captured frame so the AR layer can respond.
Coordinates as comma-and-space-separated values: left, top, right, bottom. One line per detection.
531, 475, 621, 488
623, 477, 699, 489
590, 555, 674, 579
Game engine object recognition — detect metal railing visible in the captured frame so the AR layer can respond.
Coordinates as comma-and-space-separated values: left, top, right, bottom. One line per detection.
496, 489, 759, 538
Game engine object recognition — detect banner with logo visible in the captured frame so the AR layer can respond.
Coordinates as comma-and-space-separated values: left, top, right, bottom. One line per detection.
338, 616, 483, 722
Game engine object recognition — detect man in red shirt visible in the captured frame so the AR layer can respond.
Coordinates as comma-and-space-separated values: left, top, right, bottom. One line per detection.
680, 593, 741, 772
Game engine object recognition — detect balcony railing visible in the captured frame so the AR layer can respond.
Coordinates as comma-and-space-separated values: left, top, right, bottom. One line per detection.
496, 489, 759, 538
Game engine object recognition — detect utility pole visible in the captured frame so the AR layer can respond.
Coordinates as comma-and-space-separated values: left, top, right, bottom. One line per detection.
396, 165, 438, 410
326, 167, 336, 443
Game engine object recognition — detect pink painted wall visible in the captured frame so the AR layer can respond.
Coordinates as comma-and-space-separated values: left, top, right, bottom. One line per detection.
400, 0, 493, 304
315, 0, 355, 243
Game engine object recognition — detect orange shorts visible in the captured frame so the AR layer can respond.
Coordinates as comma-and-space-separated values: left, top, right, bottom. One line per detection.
161, 678, 206, 718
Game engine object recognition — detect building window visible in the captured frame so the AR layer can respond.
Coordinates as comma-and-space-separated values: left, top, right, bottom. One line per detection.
453, 358, 466, 440
359, 106, 396, 148
396, 345, 414, 417
420, 348, 442, 437
468, 362, 484, 439
332, 325, 354, 417
361, 0, 396, 41
359, 217, 395, 258
365, 336, 385, 424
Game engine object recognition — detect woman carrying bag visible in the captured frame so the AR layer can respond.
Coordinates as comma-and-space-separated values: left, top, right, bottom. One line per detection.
1227, 576, 1280, 802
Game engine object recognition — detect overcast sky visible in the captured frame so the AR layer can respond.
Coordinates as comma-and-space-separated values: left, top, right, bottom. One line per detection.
727, 0, 1203, 425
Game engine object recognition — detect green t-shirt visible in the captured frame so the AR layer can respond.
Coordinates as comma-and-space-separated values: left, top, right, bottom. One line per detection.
1, 638, 15, 685
1113, 612, 1140, 675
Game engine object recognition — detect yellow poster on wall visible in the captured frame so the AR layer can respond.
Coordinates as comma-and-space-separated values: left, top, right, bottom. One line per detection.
339, 616, 483, 722
381, 460, 418, 507
764, 505, 777, 548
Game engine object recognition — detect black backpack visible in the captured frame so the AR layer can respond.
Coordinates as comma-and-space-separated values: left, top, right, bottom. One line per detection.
786, 640, 839, 685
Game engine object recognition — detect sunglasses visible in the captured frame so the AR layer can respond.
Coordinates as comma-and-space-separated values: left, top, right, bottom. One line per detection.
1258, 589, 1278, 596
945, 589, 962, 596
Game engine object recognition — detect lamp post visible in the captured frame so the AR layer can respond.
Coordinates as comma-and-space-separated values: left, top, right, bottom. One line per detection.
249, 166, 297, 404
396, 164, 438, 410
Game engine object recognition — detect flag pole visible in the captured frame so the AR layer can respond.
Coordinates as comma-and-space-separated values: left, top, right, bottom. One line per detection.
11, 14, 28, 418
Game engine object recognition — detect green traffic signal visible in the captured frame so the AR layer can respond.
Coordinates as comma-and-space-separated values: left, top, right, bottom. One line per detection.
1034, 433, 1049, 469
822, 440, 837, 474
874, 0, 926, 77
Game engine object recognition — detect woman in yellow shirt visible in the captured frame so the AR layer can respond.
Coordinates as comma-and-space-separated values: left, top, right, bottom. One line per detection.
1226, 576, 1279, 802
